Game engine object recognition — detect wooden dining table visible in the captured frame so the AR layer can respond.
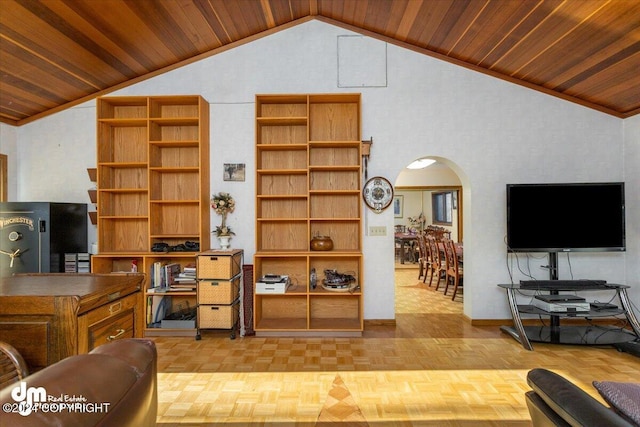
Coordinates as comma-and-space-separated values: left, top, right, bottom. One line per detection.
395, 233, 418, 264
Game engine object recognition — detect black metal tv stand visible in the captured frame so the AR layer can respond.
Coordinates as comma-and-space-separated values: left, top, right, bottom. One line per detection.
498, 282, 640, 350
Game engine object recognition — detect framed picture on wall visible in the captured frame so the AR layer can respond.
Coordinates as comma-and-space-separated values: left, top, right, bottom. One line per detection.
393, 195, 403, 218
223, 163, 245, 181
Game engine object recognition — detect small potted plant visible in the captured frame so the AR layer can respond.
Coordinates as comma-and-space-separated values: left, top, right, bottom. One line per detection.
211, 192, 235, 250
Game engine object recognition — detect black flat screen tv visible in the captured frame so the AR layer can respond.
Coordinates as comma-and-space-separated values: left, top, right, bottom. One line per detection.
506, 182, 625, 253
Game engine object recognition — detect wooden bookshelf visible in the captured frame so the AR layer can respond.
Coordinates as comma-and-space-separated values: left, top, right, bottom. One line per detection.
254, 94, 363, 336
92, 95, 210, 337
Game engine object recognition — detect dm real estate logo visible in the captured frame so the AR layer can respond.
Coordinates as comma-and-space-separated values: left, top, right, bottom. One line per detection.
3, 382, 111, 417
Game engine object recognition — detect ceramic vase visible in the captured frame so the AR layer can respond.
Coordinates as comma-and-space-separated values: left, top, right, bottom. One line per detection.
218, 235, 231, 251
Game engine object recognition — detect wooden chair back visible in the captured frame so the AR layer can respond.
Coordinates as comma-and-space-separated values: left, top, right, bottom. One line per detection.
416, 232, 430, 281
426, 236, 445, 288
442, 239, 463, 300
0, 341, 29, 390
425, 225, 452, 241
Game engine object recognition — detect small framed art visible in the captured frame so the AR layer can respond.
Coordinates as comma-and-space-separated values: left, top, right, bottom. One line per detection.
393, 195, 403, 218
224, 163, 245, 181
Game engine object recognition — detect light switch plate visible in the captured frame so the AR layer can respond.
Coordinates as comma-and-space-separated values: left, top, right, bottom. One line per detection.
369, 226, 386, 236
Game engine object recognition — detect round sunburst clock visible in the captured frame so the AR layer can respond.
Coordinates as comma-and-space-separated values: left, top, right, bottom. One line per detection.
362, 176, 394, 213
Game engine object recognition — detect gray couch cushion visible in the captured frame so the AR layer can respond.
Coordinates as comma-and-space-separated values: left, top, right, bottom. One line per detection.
593, 381, 640, 426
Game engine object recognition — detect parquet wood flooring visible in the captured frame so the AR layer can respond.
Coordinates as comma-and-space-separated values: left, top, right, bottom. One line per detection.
154, 267, 640, 426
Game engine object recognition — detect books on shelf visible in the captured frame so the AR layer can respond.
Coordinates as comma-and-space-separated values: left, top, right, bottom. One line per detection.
150, 262, 196, 291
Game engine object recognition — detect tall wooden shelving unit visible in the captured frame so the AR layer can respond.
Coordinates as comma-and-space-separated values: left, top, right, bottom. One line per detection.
91, 95, 210, 337
254, 94, 363, 336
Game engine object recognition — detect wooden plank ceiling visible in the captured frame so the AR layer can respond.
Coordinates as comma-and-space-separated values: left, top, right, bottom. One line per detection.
1, 0, 639, 126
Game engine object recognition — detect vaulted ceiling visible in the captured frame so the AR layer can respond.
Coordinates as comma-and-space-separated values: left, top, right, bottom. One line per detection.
1, 0, 639, 126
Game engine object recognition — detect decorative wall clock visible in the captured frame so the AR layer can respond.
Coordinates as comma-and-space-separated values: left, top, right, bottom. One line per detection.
362, 176, 394, 213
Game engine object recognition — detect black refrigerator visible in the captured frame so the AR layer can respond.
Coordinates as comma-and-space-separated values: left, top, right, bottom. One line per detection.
0, 202, 87, 277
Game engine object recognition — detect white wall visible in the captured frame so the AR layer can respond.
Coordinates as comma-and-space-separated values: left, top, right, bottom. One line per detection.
624, 115, 640, 302
2, 20, 637, 320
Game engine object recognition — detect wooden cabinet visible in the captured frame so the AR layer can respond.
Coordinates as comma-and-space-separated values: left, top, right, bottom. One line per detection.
254, 94, 363, 336
0, 274, 144, 370
93, 95, 209, 336
196, 250, 243, 339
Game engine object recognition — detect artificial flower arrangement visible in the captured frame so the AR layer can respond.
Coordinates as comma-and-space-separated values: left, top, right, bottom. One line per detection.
408, 212, 425, 230
211, 192, 236, 236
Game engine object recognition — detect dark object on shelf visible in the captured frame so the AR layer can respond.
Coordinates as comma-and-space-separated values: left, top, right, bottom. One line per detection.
591, 302, 618, 310
161, 305, 197, 329
185, 241, 199, 251
310, 234, 333, 251
151, 242, 169, 252
323, 269, 355, 288
152, 241, 200, 252
310, 268, 317, 289
520, 279, 607, 290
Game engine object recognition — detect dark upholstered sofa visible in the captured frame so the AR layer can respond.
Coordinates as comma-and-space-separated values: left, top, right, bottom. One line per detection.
0, 338, 157, 426
526, 368, 640, 427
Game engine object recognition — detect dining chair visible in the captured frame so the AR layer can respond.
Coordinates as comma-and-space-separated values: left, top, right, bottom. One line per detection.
443, 239, 463, 300
426, 236, 445, 288
416, 232, 430, 281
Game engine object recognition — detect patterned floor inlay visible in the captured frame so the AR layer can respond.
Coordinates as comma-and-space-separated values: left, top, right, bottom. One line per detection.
316, 374, 369, 425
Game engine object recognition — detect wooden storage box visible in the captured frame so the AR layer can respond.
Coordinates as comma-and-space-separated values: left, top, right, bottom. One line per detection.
197, 250, 242, 279
198, 277, 240, 304
198, 304, 236, 329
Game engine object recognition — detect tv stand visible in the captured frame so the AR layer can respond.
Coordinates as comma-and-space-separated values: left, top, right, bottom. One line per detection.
498, 283, 640, 350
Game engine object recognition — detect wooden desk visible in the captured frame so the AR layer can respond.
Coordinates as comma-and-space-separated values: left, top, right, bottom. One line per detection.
0, 273, 144, 370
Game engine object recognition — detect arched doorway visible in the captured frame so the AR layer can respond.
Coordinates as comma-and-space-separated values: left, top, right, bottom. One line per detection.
393, 157, 466, 316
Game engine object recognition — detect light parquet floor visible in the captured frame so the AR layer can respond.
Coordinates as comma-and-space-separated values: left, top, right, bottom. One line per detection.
153, 266, 640, 426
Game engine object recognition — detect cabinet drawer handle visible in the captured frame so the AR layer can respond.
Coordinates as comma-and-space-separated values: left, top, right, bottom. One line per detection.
107, 329, 126, 341
109, 301, 122, 314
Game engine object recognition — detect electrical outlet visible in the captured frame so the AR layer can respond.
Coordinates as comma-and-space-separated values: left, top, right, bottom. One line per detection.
369, 226, 387, 236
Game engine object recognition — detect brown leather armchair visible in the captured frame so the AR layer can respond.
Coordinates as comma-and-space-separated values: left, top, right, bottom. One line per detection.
0, 338, 157, 426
